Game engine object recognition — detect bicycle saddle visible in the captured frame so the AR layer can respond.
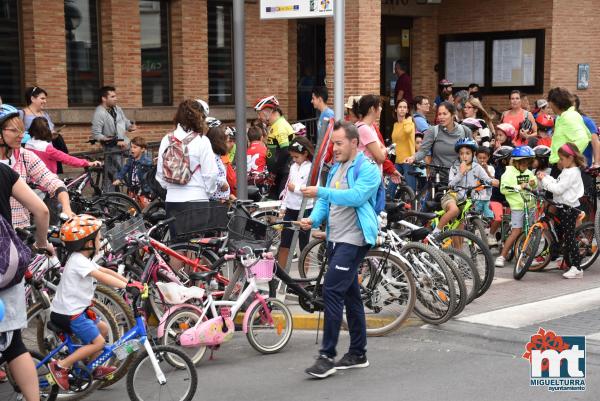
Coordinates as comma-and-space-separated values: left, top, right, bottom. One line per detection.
188, 270, 219, 282
47, 320, 69, 335
425, 200, 442, 211
155, 281, 205, 304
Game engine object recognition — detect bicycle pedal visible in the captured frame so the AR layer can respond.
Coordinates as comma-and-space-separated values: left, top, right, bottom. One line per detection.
45, 373, 57, 386
104, 373, 114, 381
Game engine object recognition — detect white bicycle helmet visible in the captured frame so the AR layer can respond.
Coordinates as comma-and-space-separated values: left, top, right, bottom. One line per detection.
254, 96, 279, 112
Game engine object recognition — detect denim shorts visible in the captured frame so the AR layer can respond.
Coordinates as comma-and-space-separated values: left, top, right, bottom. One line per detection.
70, 314, 101, 345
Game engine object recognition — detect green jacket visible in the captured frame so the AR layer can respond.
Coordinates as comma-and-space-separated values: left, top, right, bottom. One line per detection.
500, 166, 536, 211
550, 107, 591, 164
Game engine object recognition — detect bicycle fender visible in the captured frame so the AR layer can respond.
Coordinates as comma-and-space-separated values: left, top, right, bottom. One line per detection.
242, 296, 272, 334
157, 304, 204, 338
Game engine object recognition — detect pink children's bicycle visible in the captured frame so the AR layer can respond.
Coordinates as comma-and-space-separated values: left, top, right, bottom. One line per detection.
157, 213, 294, 365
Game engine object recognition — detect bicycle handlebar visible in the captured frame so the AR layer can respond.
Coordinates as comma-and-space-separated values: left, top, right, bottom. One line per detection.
411, 162, 450, 171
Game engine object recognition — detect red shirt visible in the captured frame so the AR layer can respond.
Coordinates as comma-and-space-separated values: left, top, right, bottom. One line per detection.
221, 155, 237, 196
247, 141, 267, 173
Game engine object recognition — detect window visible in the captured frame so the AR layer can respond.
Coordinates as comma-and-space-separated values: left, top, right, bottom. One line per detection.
439, 30, 545, 94
0, 0, 22, 105
208, 1, 234, 105
65, 0, 101, 106
140, 0, 171, 105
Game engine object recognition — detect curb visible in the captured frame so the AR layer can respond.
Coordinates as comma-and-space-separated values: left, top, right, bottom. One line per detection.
291, 313, 423, 331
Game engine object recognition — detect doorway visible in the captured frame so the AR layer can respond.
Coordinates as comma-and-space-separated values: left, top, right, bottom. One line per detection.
297, 20, 326, 120
381, 16, 412, 139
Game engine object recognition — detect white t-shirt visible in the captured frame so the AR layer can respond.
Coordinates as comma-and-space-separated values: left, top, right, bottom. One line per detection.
282, 161, 313, 210
51, 253, 99, 315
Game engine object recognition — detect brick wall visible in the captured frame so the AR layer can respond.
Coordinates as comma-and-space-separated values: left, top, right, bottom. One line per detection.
550, 0, 600, 121
100, 0, 142, 107
325, 0, 381, 111
21, 0, 68, 108
170, 0, 208, 102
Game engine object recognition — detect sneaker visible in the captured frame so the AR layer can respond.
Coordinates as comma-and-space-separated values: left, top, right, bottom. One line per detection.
305, 355, 336, 379
334, 353, 369, 370
487, 237, 498, 247
562, 266, 583, 279
48, 361, 70, 390
494, 255, 505, 268
92, 365, 117, 380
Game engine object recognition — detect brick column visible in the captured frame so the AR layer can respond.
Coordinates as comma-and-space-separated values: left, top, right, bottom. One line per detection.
325, 0, 381, 109
170, 0, 208, 103
411, 16, 438, 121
21, 0, 68, 108
100, 0, 142, 107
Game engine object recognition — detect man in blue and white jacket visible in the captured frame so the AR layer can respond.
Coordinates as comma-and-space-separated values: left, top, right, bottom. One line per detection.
300, 120, 381, 379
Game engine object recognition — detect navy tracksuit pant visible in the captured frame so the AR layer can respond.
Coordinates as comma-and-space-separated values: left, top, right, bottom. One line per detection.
320, 242, 370, 358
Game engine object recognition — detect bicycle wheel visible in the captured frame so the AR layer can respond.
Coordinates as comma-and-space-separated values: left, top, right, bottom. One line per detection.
467, 216, 488, 246
165, 242, 220, 284
351, 249, 416, 336
515, 229, 552, 272
2, 350, 58, 401
575, 222, 599, 270
24, 302, 48, 353
126, 345, 197, 401
297, 238, 327, 279
394, 184, 416, 204
160, 307, 207, 366
95, 192, 141, 225
246, 298, 293, 354
252, 209, 281, 253
433, 248, 468, 316
442, 248, 480, 305
402, 243, 456, 325
514, 226, 542, 280
434, 229, 494, 298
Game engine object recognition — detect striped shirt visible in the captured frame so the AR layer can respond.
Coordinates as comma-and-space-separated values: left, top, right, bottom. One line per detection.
1, 148, 66, 228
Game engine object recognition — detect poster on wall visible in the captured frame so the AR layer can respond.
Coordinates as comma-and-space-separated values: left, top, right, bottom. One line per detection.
491, 38, 536, 87
260, 0, 334, 20
578, 64, 590, 90
445, 40, 485, 87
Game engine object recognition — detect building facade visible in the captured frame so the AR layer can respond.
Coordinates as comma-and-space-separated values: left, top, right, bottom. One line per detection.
1, 0, 598, 152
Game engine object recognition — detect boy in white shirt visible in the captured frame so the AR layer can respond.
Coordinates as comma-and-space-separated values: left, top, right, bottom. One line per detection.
48, 214, 143, 390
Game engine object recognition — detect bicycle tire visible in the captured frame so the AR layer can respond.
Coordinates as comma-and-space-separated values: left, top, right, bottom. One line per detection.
400, 243, 456, 325
2, 350, 59, 401
524, 230, 553, 272
595, 203, 600, 255
126, 345, 197, 401
350, 249, 416, 336
467, 217, 488, 246
93, 192, 141, 226
514, 225, 542, 280
442, 247, 480, 305
252, 209, 282, 252
431, 248, 468, 317
297, 238, 327, 279
246, 298, 293, 354
160, 307, 207, 365
394, 184, 416, 204
434, 229, 494, 298
576, 222, 599, 270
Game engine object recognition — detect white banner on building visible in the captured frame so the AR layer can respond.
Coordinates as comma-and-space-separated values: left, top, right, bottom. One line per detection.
260, 0, 334, 20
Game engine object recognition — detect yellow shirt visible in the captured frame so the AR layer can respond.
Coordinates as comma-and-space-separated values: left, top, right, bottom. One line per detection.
391, 117, 415, 163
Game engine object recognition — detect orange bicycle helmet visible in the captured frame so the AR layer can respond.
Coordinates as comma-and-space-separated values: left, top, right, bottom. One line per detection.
60, 214, 103, 252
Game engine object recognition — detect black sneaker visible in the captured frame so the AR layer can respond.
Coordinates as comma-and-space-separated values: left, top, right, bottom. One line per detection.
334, 353, 369, 370
305, 355, 336, 379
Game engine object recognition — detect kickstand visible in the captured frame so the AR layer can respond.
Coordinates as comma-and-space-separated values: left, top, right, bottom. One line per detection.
315, 311, 322, 345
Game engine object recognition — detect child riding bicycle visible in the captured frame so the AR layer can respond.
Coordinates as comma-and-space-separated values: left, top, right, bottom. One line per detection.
48, 214, 143, 390
433, 138, 498, 234
495, 146, 537, 267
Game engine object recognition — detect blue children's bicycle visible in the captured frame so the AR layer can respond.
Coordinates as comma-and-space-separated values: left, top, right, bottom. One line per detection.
5, 285, 197, 401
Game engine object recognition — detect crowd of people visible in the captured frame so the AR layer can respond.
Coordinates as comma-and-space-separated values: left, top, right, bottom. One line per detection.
0, 75, 598, 391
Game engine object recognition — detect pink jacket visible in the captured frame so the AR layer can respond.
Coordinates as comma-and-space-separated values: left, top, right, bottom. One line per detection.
25, 139, 89, 173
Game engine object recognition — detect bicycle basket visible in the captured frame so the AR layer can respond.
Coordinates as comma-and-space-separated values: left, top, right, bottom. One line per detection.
227, 214, 273, 252
246, 258, 276, 283
171, 202, 229, 239
102, 215, 145, 251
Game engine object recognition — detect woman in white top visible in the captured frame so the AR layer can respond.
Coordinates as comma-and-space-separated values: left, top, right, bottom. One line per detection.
278, 137, 314, 268
156, 100, 218, 239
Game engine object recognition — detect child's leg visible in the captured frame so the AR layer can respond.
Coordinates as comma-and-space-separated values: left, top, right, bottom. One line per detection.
8, 353, 39, 401
501, 210, 525, 258
58, 315, 105, 369
277, 209, 298, 270
437, 199, 459, 230
558, 207, 581, 269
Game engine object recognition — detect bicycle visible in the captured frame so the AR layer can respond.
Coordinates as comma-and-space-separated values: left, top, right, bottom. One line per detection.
19, 285, 197, 401
159, 213, 293, 364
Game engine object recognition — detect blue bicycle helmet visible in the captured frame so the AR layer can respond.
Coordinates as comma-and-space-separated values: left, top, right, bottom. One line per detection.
454, 138, 478, 153
511, 145, 535, 160
0, 104, 19, 127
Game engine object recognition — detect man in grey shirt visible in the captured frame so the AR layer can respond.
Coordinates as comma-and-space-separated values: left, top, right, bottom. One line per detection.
91, 86, 137, 191
300, 121, 380, 379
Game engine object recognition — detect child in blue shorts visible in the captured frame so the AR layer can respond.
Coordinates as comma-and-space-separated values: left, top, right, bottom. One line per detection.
49, 214, 142, 390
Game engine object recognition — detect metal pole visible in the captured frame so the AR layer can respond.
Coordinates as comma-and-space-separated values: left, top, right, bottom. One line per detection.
233, 0, 247, 199
334, 0, 345, 120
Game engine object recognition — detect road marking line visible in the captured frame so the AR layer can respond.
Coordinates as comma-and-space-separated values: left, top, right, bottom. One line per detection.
586, 332, 600, 341
458, 287, 600, 329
